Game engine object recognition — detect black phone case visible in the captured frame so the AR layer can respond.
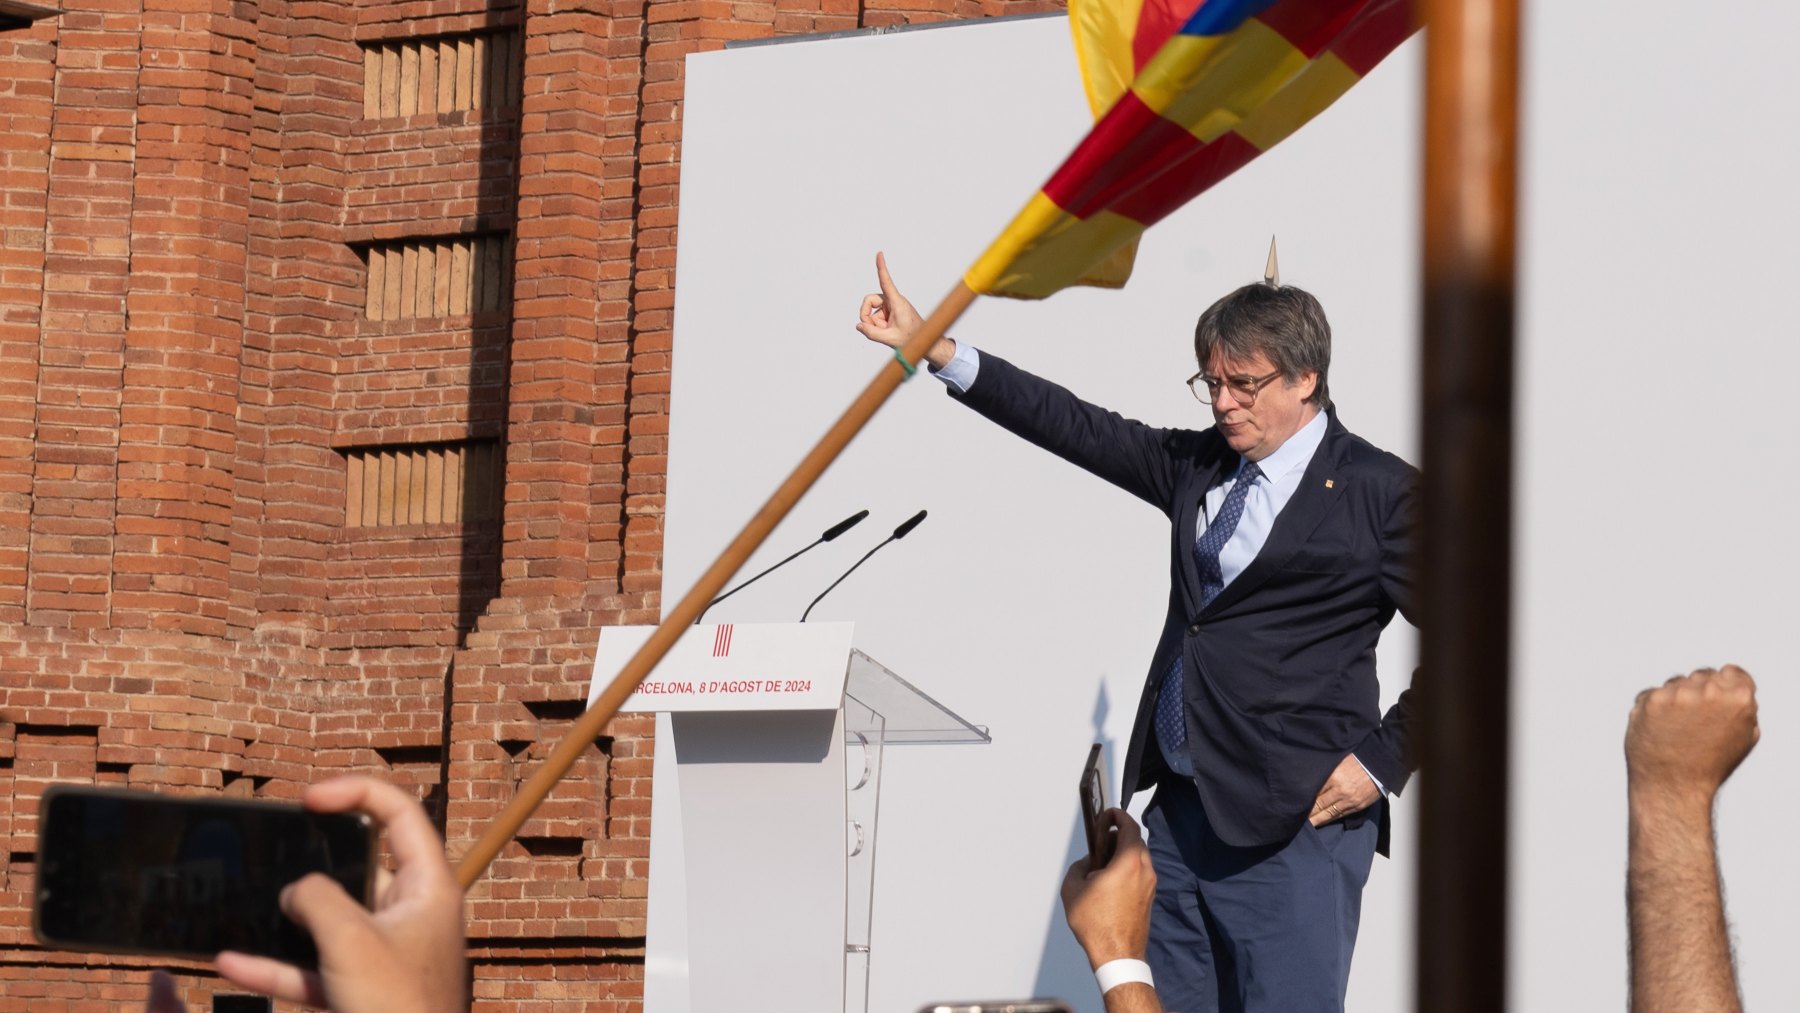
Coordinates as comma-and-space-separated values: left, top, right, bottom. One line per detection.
32, 784, 376, 967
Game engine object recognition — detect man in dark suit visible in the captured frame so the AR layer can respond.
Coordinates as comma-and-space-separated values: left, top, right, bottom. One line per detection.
857, 253, 1419, 1013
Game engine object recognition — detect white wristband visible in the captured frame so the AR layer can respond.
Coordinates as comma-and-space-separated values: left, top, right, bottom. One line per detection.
1093, 958, 1154, 994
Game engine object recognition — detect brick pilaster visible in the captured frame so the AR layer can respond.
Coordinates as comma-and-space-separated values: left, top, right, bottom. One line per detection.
27, 0, 143, 629
0, 20, 57, 625
497, 0, 636, 601
110, 0, 260, 637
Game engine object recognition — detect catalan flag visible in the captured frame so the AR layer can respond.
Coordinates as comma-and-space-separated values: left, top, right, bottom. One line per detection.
965, 0, 1418, 299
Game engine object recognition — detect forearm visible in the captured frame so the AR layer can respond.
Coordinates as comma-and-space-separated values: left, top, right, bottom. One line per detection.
1627, 789, 1742, 1013
919, 336, 956, 369
1102, 983, 1162, 1013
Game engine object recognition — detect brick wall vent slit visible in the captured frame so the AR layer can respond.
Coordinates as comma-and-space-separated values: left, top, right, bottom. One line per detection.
343, 440, 502, 528
361, 30, 523, 121
357, 234, 513, 322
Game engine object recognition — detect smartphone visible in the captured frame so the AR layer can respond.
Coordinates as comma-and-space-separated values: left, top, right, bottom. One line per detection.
918, 1002, 1074, 1013
1079, 742, 1112, 867
33, 785, 376, 968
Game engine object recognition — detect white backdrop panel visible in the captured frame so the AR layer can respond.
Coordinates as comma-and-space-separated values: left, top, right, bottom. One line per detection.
652, 7, 1799, 1012
1512, 2, 1800, 1009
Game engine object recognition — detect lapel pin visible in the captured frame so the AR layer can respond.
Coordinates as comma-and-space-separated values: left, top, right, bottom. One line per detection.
1324, 479, 1334, 489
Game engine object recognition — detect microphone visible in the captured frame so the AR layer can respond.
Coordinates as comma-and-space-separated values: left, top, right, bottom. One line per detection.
800, 510, 927, 622
820, 512, 866, 541
696, 509, 869, 623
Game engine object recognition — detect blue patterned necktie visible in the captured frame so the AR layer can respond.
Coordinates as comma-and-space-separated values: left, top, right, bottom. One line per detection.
1154, 460, 1263, 762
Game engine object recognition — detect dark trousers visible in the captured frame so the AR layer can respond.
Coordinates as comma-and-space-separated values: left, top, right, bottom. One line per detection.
1141, 777, 1379, 1013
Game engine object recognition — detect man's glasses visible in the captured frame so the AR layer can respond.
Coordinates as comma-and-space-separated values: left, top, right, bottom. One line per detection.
1186, 368, 1284, 407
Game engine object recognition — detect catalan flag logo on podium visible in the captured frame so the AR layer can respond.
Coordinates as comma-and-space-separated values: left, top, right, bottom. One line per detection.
965, 0, 1418, 300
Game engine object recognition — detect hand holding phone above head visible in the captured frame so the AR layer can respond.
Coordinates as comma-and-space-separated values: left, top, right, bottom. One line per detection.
214, 777, 468, 1013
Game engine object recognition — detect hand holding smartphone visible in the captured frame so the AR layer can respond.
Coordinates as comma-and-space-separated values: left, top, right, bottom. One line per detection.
213, 777, 470, 1013
36, 778, 467, 1013
33, 785, 376, 968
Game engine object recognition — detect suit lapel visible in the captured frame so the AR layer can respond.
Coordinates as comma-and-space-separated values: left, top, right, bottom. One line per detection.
1200, 412, 1349, 617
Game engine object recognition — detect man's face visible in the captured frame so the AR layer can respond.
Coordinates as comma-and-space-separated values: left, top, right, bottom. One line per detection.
1202, 348, 1319, 462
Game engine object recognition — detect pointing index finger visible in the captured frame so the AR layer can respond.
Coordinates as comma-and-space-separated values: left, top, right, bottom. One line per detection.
874, 251, 898, 302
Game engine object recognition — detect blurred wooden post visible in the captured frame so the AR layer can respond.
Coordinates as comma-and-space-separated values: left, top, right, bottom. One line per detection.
1417, 0, 1520, 1010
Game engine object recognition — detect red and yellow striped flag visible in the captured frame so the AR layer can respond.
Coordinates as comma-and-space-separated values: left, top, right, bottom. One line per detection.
966, 0, 1418, 300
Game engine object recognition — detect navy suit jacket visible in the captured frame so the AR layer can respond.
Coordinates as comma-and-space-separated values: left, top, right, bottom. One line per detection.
951, 352, 1420, 848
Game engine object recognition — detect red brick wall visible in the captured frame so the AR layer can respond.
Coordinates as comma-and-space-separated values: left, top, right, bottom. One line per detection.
0, 0, 1061, 1007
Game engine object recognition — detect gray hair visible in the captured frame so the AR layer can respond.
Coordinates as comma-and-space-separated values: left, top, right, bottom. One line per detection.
1192, 282, 1332, 410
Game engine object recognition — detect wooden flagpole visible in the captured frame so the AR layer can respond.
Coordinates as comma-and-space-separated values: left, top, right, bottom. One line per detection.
1416, 0, 1520, 1009
455, 282, 978, 888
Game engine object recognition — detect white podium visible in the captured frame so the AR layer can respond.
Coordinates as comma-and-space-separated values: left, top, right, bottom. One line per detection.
591, 622, 988, 1013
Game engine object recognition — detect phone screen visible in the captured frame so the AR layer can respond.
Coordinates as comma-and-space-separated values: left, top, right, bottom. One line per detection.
33, 786, 374, 967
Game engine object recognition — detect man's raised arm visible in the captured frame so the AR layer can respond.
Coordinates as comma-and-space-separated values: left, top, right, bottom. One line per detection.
1625, 665, 1759, 1013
